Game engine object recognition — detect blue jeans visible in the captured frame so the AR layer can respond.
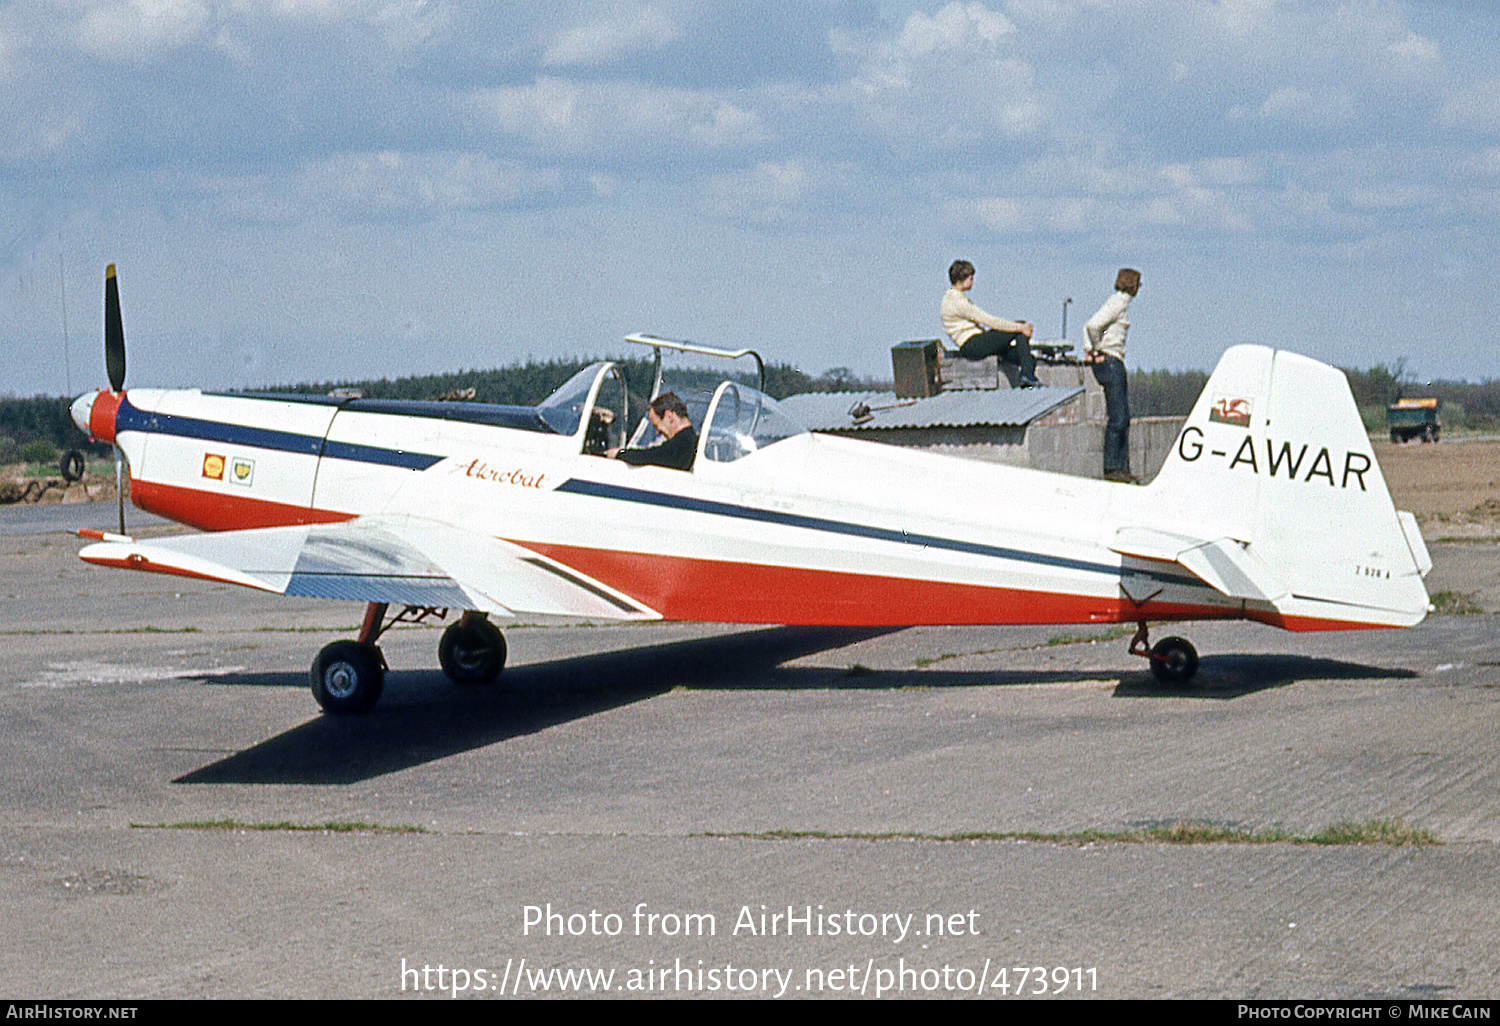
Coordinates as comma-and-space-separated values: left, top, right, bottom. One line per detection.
1091, 356, 1130, 474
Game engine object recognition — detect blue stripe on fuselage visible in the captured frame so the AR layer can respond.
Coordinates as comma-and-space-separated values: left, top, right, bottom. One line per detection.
116, 397, 444, 471
554, 478, 1201, 587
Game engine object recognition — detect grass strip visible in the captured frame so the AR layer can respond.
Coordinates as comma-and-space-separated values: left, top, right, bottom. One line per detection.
700, 817, 1439, 847
132, 818, 426, 834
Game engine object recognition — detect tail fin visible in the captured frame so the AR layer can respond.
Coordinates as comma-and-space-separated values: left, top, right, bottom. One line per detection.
1146, 345, 1428, 630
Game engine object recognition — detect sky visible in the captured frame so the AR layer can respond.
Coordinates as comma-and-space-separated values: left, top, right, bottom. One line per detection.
2, 0, 1498, 396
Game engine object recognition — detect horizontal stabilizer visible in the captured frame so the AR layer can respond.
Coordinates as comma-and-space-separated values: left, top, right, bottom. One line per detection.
1111, 526, 1288, 603
79, 516, 660, 621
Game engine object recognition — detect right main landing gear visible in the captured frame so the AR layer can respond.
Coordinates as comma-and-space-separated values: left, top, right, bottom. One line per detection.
1129, 622, 1200, 687
438, 612, 507, 685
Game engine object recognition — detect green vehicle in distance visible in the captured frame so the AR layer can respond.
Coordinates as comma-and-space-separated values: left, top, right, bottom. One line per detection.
1387, 398, 1441, 443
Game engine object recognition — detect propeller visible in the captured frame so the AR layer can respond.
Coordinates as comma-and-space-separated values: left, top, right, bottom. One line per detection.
104, 264, 126, 533
105, 264, 126, 393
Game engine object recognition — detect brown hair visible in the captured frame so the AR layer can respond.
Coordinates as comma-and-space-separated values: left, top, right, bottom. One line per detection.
650, 392, 690, 421
1115, 268, 1141, 294
948, 260, 975, 285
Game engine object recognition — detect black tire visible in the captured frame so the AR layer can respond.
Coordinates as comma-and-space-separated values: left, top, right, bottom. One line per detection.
1389, 430, 1400, 443
439, 617, 507, 685
60, 449, 86, 482
1150, 636, 1199, 686
310, 640, 385, 714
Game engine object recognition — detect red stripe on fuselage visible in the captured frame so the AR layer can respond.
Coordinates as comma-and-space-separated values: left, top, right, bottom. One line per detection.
1245, 608, 1395, 633
130, 478, 352, 531
516, 541, 1241, 627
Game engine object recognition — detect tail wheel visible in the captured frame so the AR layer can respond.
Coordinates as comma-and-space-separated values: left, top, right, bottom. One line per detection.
1150, 636, 1199, 686
439, 616, 507, 685
311, 640, 385, 714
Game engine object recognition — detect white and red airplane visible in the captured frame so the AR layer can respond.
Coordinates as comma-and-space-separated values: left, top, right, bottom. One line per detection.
70, 266, 1432, 713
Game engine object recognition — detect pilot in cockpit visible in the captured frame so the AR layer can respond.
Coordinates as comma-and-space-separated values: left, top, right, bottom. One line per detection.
611, 392, 698, 471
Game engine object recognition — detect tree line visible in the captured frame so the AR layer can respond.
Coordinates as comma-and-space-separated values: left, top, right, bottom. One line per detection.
4, 358, 1496, 462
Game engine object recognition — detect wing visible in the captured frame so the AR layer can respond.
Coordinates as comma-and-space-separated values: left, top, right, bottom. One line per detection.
78, 516, 659, 621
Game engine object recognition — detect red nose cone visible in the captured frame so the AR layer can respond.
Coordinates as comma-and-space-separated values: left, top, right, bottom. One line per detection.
90, 390, 121, 444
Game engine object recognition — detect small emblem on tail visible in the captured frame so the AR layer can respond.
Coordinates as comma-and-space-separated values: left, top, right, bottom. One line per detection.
1209, 396, 1252, 426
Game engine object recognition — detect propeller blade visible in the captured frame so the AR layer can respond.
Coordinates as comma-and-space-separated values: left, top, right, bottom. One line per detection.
104, 264, 125, 392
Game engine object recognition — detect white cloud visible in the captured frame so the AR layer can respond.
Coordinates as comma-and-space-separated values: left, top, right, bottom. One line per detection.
72, 0, 211, 60
1385, 31, 1439, 65
0, 102, 89, 165
1206, 0, 1276, 40
370, 0, 450, 56
1443, 77, 1500, 136
702, 158, 853, 225
825, 1, 1044, 148
543, 6, 680, 67
836, 1, 1016, 92
897, 1, 1014, 57
1345, 185, 1427, 210
1257, 86, 1354, 129
1468, 147, 1500, 177
295, 150, 560, 215
469, 78, 766, 154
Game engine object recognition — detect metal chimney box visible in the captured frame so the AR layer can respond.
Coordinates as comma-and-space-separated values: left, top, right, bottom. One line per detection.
892, 339, 940, 398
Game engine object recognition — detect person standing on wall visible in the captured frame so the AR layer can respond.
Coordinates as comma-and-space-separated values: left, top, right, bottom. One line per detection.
1084, 268, 1141, 483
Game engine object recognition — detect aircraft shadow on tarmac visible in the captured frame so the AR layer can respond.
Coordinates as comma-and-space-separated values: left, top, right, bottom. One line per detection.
1112, 653, 1419, 699
177, 628, 1416, 786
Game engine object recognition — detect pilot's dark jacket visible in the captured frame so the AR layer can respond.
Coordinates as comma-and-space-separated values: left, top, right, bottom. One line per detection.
617, 427, 698, 471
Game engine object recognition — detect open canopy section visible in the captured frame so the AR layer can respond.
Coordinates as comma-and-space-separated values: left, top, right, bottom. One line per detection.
700, 381, 807, 463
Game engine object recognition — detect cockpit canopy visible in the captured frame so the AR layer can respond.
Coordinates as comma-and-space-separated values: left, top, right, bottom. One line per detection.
700, 381, 805, 463
537, 360, 807, 464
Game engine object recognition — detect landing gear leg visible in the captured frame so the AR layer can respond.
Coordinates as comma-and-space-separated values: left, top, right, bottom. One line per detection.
309, 602, 388, 714
1129, 621, 1200, 687
438, 611, 507, 686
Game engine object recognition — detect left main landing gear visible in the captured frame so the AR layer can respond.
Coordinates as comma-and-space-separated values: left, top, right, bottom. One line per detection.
310, 640, 386, 714
1129, 622, 1200, 687
310, 601, 391, 714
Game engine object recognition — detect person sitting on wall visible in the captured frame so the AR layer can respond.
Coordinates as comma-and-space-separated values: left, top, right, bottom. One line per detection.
613, 392, 698, 471
940, 259, 1042, 388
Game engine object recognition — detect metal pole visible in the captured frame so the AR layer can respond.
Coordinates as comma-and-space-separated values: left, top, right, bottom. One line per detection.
59, 253, 71, 394
1061, 297, 1072, 339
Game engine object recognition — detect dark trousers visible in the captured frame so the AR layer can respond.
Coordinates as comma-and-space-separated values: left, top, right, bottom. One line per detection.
1092, 355, 1130, 474
959, 330, 1036, 377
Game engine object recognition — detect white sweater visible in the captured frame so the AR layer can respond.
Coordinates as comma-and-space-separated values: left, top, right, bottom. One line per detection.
1084, 290, 1131, 362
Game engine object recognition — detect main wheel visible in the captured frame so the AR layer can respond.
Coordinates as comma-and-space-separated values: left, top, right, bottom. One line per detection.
1150, 636, 1199, 686
310, 641, 385, 714
60, 449, 86, 482
438, 617, 507, 685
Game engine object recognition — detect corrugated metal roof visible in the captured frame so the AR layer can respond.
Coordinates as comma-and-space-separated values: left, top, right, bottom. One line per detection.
780, 386, 1083, 432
